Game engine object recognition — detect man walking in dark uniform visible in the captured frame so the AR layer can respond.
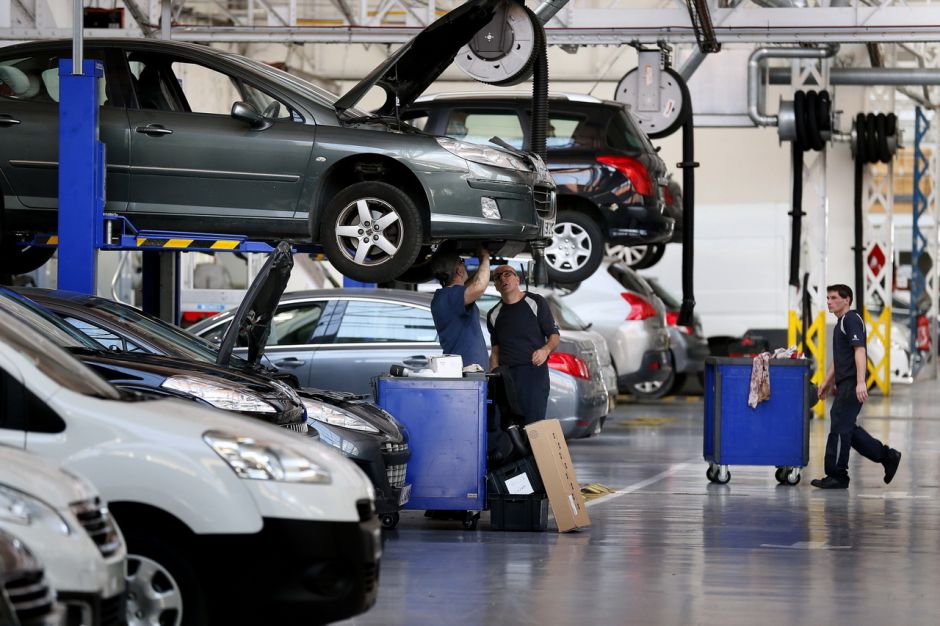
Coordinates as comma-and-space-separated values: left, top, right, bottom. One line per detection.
811, 284, 902, 489
429, 246, 491, 371
486, 265, 560, 424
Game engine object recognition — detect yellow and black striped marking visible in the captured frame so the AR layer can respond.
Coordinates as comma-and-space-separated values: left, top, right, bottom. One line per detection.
134, 237, 241, 250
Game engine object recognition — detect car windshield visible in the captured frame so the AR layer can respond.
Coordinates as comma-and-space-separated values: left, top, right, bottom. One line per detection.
547, 296, 589, 331
644, 278, 681, 310
0, 309, 119, 400
607, 263, 653, 296
86, 299, 247, 366
0, 292, 104, 351
607, 107, 656, 153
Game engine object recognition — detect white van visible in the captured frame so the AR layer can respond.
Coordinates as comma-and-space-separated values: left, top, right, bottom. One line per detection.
0, 445, 126, 625
0, 308, 380, 626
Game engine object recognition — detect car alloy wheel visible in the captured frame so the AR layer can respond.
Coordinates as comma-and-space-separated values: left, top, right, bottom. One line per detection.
126, 554, 183, 626
545, 210, 604, 282
606, 243, 666, 270
321, 181, 423, 283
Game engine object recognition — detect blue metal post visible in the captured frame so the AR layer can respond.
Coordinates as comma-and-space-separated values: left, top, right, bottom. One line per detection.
343, 277, 376, 288
911, 106, 930, 373
57, 59, 105, 294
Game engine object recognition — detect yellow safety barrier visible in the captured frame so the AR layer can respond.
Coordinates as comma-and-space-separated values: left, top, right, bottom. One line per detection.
788, 309, 827, 418
863, 306, 892, 395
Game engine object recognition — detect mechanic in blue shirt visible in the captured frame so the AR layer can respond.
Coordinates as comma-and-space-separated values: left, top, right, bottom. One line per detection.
811, 283, 902, 489
487, 265, 560, 424
429, 246, 491, 371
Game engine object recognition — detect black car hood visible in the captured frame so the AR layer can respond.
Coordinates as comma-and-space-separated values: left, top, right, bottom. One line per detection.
334, 0, 502, 115
217, 242, 293, 368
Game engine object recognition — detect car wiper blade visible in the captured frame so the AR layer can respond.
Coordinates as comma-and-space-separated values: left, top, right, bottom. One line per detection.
340, 113, 424, 133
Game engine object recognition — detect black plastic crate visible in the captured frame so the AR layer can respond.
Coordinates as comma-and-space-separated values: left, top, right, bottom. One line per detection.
486, 455, 544, 496
488, 493, 548, 531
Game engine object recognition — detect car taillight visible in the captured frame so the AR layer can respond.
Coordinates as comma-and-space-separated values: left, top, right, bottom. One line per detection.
622, 292, 657, 321
597, 155, 652, 196
548, 352, 591, 380
663, 185, 674, 206
665, 310, 694, 334
181, 310, 219, 326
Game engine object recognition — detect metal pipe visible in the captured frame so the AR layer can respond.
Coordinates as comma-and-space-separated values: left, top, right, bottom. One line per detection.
72, 0, 83, 74
748, 45, 839, 127
769, 66, 940, 86
533, 0, 570, 25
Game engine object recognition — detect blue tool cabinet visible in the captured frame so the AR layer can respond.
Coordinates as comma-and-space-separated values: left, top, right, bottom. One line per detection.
703, 357, 812, 485
376, 376, 487, 525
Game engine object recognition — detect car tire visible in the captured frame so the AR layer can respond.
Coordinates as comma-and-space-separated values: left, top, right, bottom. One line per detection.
607, 243, 666, 270
545, 210, 604, 283
0, 210, 55, 275
320, 181, 423, 284
628, 353, 676, 399
124, 533, 208, 626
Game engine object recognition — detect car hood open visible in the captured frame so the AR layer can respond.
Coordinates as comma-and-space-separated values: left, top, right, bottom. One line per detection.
216, 241, 293, 368
334, 0, 502, 115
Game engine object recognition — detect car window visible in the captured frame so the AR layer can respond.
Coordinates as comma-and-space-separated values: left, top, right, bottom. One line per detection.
270, 303, 328, 345
333, 300, 437, 344
198, 322, 230, 345
547, 296, 589, 331
127, 56, 184, 111
62, 317, 145, 353
644, 279, 681, 310
239, 80, 296, 120
0, 53, 110, 105
446, 109, 524, 148
606, 108, 652, 152
546, 114, 587, 149
0, 369, 66, 433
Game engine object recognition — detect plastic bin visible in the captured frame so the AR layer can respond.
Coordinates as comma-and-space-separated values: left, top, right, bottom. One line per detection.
375, 375, 487, 529
703, 357, 812, 485
488, 493, 548, 531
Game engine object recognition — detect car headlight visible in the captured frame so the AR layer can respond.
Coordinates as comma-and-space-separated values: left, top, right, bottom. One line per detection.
0, 484, 70, 536
162, 376, 276, 413
203, 431, 331, 483
436, 137, 530, 172
302, 398, 380, 434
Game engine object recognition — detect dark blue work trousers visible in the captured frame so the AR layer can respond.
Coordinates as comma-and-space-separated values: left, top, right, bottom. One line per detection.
825, 382, 890, 480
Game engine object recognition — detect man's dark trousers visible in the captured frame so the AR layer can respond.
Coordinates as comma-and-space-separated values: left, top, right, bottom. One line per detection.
825, 383, 890, 480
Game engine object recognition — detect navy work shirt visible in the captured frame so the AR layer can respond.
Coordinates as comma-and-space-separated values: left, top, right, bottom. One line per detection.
487, 292, 559, 367
833, 310, 866, 384
430, 285, 489, 371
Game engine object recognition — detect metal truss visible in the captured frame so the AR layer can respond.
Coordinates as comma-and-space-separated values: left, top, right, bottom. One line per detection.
910, 106, 939, 379
10, 1, 940, 44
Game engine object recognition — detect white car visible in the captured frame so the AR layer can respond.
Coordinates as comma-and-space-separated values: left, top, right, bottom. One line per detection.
0, 306, 380, 626
0, 445, 126, 625
0, 527, 61, 626
557, 260, 673, 395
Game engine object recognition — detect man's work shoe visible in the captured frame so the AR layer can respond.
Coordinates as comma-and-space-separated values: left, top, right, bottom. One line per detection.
883, 449, 902, 484
811, 476, 849, 489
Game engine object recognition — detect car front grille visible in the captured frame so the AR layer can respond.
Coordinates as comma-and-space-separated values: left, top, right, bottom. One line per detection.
69, 498, 122, 558
284, 421, 309, 434
534, 184, 556, 218
380, 442, 409, 489
4, 570, 57, 624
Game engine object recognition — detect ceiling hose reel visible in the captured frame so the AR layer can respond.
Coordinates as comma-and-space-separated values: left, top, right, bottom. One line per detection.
851, 112, 900, 311
784, 89, 832, 290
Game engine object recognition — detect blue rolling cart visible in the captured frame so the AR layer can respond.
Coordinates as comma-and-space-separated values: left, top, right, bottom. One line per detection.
375, 375, 487, 529
703, 357, 812, 485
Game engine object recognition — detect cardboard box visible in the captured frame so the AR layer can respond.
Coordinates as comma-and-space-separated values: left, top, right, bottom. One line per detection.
525, 419, 590, 532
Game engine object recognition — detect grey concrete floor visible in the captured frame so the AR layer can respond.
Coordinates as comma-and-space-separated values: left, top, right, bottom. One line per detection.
340, 379, 940, 626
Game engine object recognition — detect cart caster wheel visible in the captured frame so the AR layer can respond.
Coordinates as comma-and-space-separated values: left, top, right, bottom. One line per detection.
774, 467, 785, 483
785, 469, 801, 486
462, 512, 480, 530
380, 512, 400, 529
715, 467, 730, 484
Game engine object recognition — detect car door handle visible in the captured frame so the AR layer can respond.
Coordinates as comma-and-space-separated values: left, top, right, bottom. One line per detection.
273, 357, 306, 368
0, 115, 21, 126
135, 124, 173, 136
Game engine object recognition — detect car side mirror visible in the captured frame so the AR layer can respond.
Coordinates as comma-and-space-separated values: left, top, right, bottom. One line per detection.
231, 101, 273, 131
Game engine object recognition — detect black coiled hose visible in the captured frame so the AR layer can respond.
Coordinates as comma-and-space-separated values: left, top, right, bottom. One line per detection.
789, 90, 831, 290
852, 112, 898, 312
528, 6, 548, 160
